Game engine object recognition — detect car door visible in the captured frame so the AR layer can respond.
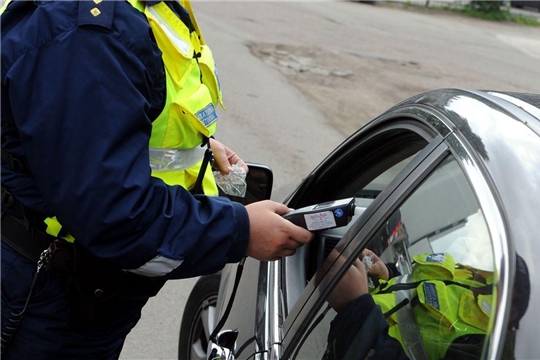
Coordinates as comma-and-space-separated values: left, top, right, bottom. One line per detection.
274, 109, 508, 359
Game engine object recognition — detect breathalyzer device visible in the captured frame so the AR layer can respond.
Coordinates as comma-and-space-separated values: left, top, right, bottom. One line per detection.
283, 197, 356, 231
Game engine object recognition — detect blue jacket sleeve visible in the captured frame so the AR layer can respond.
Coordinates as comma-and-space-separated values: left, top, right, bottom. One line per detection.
325, 294, 408, 360
1, 1, 249, 278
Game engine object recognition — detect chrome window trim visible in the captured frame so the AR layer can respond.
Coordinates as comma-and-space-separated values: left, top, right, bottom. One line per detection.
445, 134, 511, 360
375, 104, 454, 139
262, 260, 283, 360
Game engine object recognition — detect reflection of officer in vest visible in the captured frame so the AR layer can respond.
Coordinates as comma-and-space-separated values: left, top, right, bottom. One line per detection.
324, 250, 485, 360
324, 249, 406, 360
372, 252, 493, 360
324, 250, 530, 360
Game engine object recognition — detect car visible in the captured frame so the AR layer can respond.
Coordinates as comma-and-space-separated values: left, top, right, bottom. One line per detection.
178, 88, 540, 360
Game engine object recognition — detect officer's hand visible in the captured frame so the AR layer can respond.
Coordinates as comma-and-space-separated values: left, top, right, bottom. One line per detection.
361, 249, 389, 281
245, 200, 313, 261
209, 138, 248, 175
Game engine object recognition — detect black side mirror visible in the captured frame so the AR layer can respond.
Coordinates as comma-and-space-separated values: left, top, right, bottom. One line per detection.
220, 163, 273, 205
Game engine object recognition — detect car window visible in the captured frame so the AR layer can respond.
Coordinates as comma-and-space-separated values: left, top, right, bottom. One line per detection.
284, 127, 433, 314
319, 130, 428, 203
289, 155, 495, 360
308, 153, 423, 280
357, 155, 414, 198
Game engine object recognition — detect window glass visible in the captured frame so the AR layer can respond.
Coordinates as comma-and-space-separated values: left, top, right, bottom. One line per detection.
302, 155, 422, 286
356, 155, 414, 199
284, 131, 428, 312
290, 155, 495, 360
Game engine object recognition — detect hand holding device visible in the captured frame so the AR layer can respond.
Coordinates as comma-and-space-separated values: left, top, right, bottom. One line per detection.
283, 198, 356, 231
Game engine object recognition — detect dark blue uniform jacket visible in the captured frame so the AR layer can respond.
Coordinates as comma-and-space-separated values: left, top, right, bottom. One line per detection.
1, 0, 250, 278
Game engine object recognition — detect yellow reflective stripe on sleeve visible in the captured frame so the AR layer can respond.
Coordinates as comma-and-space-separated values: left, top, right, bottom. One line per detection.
44, 217, 75, 243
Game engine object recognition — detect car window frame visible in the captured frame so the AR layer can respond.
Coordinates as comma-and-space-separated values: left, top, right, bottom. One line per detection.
442, 133, 511, 360
281, 132, 510, 360
281, 118, 445, 317
284, 118, 444, 209
281, 140, 448, 356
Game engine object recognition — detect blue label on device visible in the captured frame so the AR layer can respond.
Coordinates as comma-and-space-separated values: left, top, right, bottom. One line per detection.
334, 209, 344, 218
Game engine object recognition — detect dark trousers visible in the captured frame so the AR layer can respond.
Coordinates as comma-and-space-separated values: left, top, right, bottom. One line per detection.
1, 242, 149, 359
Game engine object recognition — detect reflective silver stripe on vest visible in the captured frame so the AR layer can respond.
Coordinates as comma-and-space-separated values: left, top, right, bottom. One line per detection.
150, 146, 205, 172
126, 255, 184, 277
146, 5, 191, 56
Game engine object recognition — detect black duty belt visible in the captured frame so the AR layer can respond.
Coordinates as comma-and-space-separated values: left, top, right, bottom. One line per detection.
1, 212, 52, 262
1, 212, 166, 299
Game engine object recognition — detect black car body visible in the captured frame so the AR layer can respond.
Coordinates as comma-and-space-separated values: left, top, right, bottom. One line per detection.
180, 89, 540, 360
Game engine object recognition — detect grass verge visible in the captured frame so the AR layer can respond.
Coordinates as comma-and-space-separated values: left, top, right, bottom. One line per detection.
395, 1, 540, 26
456, 6, 540, 26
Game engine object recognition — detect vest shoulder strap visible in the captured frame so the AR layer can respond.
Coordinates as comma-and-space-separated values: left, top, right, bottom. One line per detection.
179, 0, 205, 44
376, 278, 493, 295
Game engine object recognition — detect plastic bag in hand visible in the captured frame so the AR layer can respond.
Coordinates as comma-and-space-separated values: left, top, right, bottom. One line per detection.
214, 163, 247, 197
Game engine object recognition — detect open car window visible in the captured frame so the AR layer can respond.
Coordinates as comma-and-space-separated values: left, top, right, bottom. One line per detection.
305, 128, 430, 204
283, 124, 435, 313
360, 156, 413, 195
289, 154, 496, 360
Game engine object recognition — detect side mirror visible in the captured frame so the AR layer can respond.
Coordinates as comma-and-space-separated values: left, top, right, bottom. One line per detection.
220, 163, 273, 205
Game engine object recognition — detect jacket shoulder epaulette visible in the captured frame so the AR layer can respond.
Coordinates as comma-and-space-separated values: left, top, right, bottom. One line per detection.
78, 0, 115, 30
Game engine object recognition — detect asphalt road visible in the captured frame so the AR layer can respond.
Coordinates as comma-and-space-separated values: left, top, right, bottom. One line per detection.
120, 2, 540, 359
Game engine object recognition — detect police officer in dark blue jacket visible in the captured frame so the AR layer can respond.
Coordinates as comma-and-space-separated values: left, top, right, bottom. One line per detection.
0, 1, 313, 358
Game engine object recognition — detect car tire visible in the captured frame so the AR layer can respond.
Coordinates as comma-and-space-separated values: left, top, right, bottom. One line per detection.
178, 273, 221, 360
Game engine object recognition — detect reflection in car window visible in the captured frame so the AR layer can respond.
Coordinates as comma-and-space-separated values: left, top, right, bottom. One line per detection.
358, 155, 414, 198
291, 155, 495, 360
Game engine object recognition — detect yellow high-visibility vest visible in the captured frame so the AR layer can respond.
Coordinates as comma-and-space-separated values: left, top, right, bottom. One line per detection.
130, 0, 224, 195
372, 253, 493, 359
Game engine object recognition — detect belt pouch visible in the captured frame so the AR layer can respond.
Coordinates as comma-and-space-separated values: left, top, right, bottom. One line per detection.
68, 244, 123, 330
67, 244, 167, 329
